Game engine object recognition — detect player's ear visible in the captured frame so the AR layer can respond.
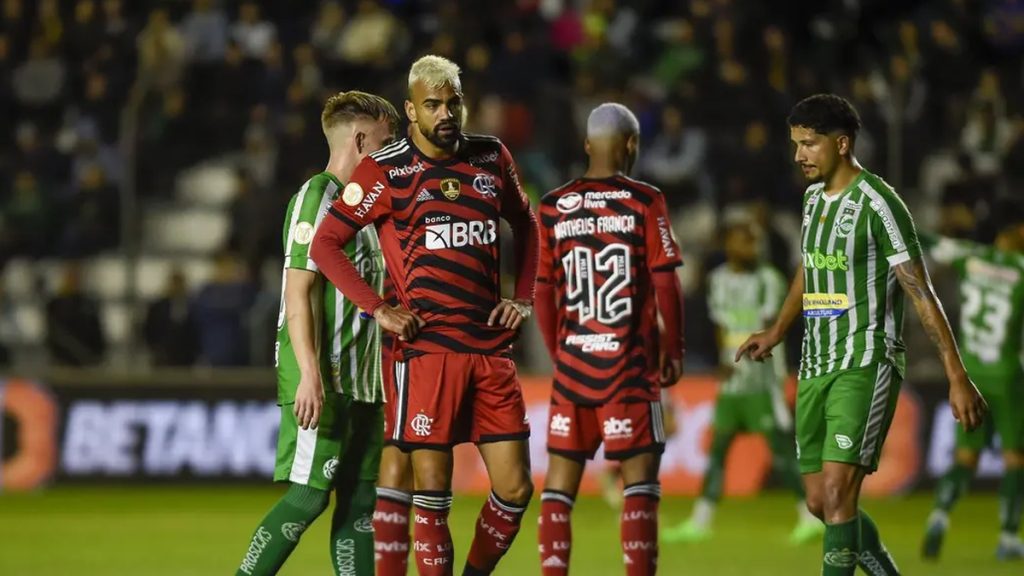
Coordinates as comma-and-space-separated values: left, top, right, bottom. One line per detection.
836, 134, 850, 157
404, 100, 416, 124
355, 131, 366, 154
627, 133, 639, 156
584, 138, 592, 157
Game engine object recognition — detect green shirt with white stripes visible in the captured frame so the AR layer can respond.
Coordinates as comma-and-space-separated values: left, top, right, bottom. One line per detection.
708, 263, 788, 394
798, 170, 922, 381
275, 172, 384, 404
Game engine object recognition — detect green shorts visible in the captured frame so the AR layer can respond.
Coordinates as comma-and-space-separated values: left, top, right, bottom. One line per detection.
796, 363, 902, 474
713, 388, 792, 436
274, 394, 383, 490
956, 373, 1024, 452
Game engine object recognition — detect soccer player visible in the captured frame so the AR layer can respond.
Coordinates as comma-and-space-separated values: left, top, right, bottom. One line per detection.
234, 91, 399, 576
310, 55, 538, 576
921, 205, 1024, 560
663, 220, 823, 545
534, 103, 686, 576
735, 94, 988, 576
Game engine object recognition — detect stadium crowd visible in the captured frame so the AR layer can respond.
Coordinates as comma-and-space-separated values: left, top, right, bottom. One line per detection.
0, 0, 1022, 369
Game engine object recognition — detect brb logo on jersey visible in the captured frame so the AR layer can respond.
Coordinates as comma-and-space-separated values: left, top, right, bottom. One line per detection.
603, 417, 633, 440
425, 217, 498, 250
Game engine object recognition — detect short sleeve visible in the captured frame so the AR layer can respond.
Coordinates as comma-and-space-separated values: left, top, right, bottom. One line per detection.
645, 193, 683, 271
284, 180, 332, 272
868, 190, 922, 267
327, 157, 393, 229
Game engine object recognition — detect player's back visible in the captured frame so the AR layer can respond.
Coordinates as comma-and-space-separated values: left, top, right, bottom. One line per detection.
952, 245, 1024, 379
539, 175, 682, 405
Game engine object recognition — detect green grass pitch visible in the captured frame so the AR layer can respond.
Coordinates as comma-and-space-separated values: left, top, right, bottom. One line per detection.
0, 486, 1019, 575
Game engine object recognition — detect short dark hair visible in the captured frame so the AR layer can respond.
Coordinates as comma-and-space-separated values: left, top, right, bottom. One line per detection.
787, 94, 862, 143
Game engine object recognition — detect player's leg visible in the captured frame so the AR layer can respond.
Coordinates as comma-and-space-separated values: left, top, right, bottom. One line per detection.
996, 384, 1024, 560
663, 395, 738, 542
540, 401, 600, 575
602, 399, 666, 575
921, 429, 981, 560
375, 356, 414, 576
328, 399, 382, 575
820, 364, 902, 576
235, 398, 340, 575
464, 355, 534, 575
396, 354, 469, 576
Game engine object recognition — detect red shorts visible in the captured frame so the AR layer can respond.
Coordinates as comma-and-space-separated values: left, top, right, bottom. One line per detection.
546, 398, 666, 461
391, 353, 530, 449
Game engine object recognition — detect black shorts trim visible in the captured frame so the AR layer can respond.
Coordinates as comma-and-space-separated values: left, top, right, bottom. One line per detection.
604, 442, 665, 462
547, 447, 594, 462
393, 441, 455, 453
476, 431, 530, 445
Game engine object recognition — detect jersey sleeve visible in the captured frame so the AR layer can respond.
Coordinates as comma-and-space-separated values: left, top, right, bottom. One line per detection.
706, 270, 726, 326
498, 143, 540, 301
645, 193, 683, 271
284, 180, 332, 272
498, 143, 531, 222
868, 190, 922, 267
536, 202, 557, 285
327, 156, 393, 229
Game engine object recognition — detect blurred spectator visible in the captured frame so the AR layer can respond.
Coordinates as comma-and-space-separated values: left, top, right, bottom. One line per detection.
135, 8, 186, 98
310, 1, 346, 62
144, 268, 199, 367
0, 283, 14, 367
640, 104, 711, 203
292, 43, 322, 98
66, 0, 105, 59
33, 0, 63, 48
78, 69, 119, 143
338, 0, 401, 67
1, 0, 28, 61
181, 0, 228, 64
192, 252, 257, 367
960, 100, 1015, 177
45, 262, 106, 366
57, 162, 119, 257
231, 1, 276, 60
12, 36, 66, 120
652, 19, 705, 89
1, 171, 51, 260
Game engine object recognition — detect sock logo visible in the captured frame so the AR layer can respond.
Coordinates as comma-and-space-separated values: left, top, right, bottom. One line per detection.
834, 434, 853, 450
542, 555, 568, 568
281, 522, 308, 542
335, 538, 356, 576
322, 458, 339, 480
353, 514, 374, 533
239, 526, 273, 574
823, 549, 859, 567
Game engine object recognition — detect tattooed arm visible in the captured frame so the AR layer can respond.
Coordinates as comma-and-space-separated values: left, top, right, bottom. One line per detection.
893, 257, 987, 431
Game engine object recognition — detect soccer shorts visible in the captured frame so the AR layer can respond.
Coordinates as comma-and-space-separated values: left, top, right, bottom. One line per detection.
546, 399, 667, 461
390, 353, 529, 450
795, 363, 902, 474
275, 394, 383, 490
713, 388, 792, 437
956, 372, 1024, 452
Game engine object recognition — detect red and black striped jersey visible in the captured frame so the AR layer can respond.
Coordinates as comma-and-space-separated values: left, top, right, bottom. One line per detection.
538, 175, 682, 405
327, 134, 537, 360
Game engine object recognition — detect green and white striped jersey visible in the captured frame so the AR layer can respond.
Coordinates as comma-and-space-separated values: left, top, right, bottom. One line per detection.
799, 170, 922, 380
708, 263, 788, 394
928, 236, 1024, 380
275, 172, 384, 404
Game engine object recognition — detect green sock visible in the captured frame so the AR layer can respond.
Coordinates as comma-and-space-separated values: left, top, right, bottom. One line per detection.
330, 479, 376, 575
857, 511, 900, 575
999, 467, 1024, 535
822, 517, 859, 576
934, 464, 972, 513
701, 431, 733, 503
768, 429, 805, 500
236, 484, 330, 576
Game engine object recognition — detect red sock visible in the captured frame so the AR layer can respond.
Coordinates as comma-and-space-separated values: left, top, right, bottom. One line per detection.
412, 491, 454, 576
621, 482, 660, 576
373, 488, 411, 576
463, 491, 528, 573
538, 490, 574, 576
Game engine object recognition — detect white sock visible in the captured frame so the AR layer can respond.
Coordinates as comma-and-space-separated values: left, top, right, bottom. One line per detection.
1000, 531, 1022, 547
690, 498, 715, 528
927, 509, 949, 529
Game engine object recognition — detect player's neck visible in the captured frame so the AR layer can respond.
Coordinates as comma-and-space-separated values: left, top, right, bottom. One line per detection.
583, 162, 625, 180
324, 153, 357, 184
823, 158, 863, 196
727, 260, 756, 272
411, 130, 459, 160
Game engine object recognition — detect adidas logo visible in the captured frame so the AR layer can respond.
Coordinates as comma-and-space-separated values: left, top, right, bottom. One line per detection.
416, 188, 433, 202
542, 556, 568, 568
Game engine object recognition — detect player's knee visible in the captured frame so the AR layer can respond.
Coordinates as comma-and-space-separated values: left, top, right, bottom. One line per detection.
822, 475, 854, 520
495, 475, 534, 507
805, 495, 825, 521
378, 448, 413, 491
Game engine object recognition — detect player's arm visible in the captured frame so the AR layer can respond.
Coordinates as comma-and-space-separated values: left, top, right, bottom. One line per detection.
875, 193, 987, 431
534, 203, 559, 360
284, 268, 323, 429
490, 144, 539, 330
893, 257, 986, 430
646, 192, 685, 386
735, 265, 804, 362
310, 159, 423, 341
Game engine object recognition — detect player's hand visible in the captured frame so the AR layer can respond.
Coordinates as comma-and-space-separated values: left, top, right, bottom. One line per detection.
659, 351, 684, 387
735, 329, 780, 363
374, 304, 425, 342
489, 298, 531, 330
948, 373, 988, 432
294, 372, 324, 430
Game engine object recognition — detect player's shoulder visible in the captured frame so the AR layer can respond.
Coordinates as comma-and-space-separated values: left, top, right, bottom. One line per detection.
616, 174, 664, 205
857, 170, 906, 207
366, 137, 414, 169
293, 172, 337, 202
803, 182, 825, 203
